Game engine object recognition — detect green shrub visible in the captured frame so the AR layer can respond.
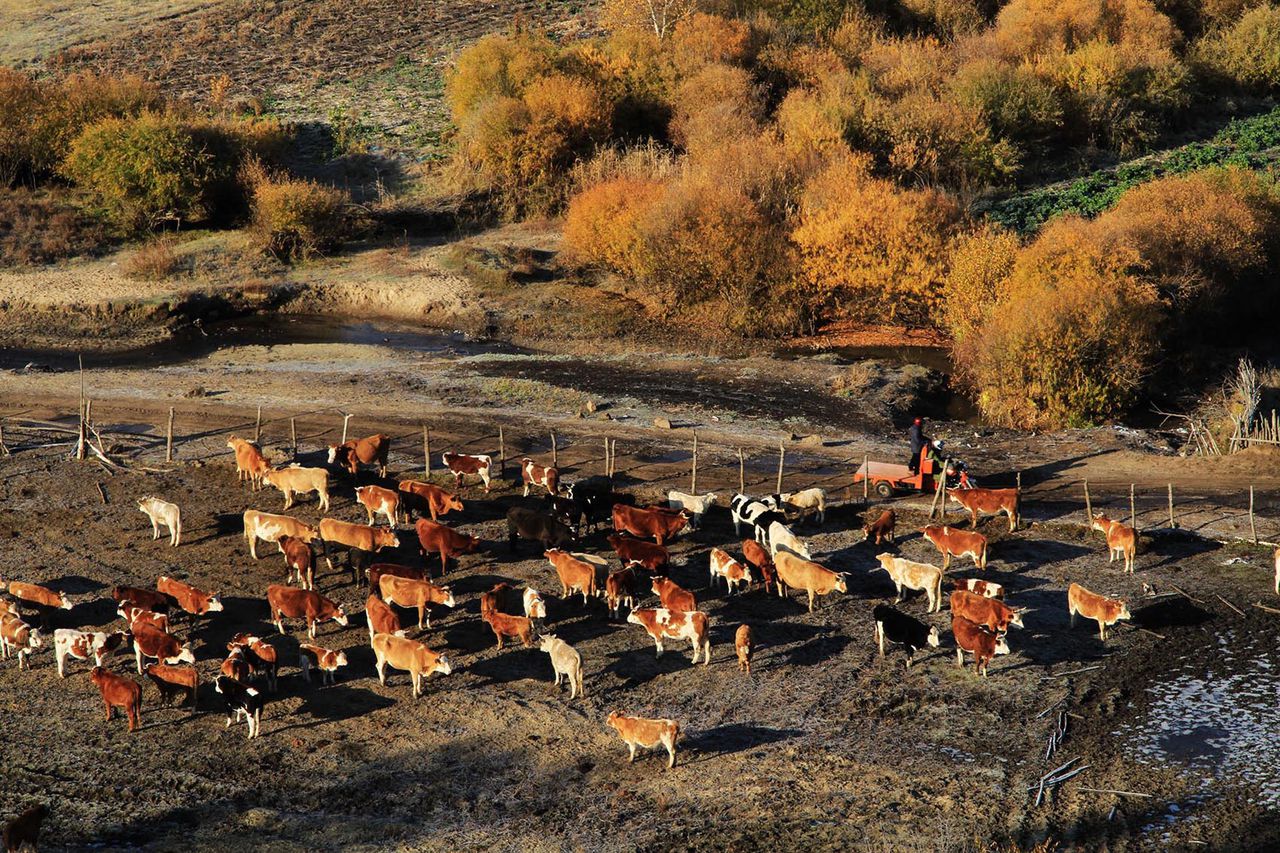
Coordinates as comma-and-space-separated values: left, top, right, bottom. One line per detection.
249, 172, 348, 261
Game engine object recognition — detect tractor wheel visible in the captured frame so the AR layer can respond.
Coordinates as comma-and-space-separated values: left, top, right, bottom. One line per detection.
874, 481, 894, 499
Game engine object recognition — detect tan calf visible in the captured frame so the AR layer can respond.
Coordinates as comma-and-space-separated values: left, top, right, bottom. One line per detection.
227, 436, 270, 490
545, 549, 598, 605
735, 624, 753, 675
1091, 514, 1137, 573
1067, 582, 1131, 640
262, 466, 330, 511
371, 633, 453, 698
482, 610, 534, 650
774, 551, 847, 612
243, 510, 318, 560
922, 525, 988, 571
874, 553, 943, 613
378, 575, 456, 630
606, 711, 679, 769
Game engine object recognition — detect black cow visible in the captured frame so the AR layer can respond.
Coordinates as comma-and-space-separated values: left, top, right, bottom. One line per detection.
215, 675, 263, 739
3, 804, 47, 853
544, 494, 583, 533
565, 477, 635, 533
872, 605, 941, 668
506, 507, 575, 554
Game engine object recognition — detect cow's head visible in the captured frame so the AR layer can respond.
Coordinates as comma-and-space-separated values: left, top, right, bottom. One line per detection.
446, 494, 464, 513
537, 633, 558, 652
526, 592, 547, 619
650, 576, 668, 594
433, 654, 454, 677
439, 587, 457, 609
833, 574, 849, 594
334, 651, 350, 669
332, 607, 349, 627
875, 553, 895, 571
926, 626, 941, 648
1009, 608, 1027, 629
173, 646, 196, 666
626, 611, 644, 627
206, 595, 225, 614
993, 634, 1011, 656
326, 444, 340, 464
376, 529, 401, 550
26, 627, 43, 648
1117, 602, 1132, 621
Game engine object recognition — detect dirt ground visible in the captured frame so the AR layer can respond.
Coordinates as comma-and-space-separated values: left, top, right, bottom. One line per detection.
2, 388, 1280, 851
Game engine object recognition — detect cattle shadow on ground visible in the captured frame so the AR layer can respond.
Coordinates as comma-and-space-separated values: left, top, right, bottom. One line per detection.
271, 685, 397, 734
782, 632, 853, 668
464, 647, 545, 687
67, 596, 121, 630
683, 724, 803, 762
602, 645, 700, 686
1139, 533, 1222, 571
442, 618, 505, 655
1130, 596, 1214, 630
441, 571, 515, 599
546, 612, 623, 646
995, 537, 1092, 572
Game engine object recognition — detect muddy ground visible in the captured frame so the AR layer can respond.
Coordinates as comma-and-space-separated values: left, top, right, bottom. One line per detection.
2, 412, 1280, 851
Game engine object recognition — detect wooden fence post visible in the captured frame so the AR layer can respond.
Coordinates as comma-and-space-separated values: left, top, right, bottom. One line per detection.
550, 431, 557, 468
1129, 484, 1137, 531
165, 407, 175, 462
341, 413, 352, 444
1017, 471, 1022, 492
1083, 479, 1093, 528
776, 442, 785, 494
290, 417, 297, 459
1167, 484, 1176, 529
0, 421, 7, 456
738, 447, 745, 494
610, 439, 618, 479
254, 405, 262, 443
863, 453, 869, 502
423, 425, 431, 479
690, 432, 698, 494
1250, 485, 1258, 545
499, 426, 506, 476
77, 354, 86, 460
603, 437, 610, 477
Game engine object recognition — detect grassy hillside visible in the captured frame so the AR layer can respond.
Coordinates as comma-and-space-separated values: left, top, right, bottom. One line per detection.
0, 0, 215, 66
52, 0, 599, 161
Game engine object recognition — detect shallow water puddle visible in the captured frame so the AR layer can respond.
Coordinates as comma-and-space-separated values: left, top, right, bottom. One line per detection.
1117, 630, 1280, 808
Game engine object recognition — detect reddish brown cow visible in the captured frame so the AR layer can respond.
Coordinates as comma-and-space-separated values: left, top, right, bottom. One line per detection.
949, 487, 1020, 532
279, 535, 315, 590
741, 539, 777, 593
221, 646, 253, 683
228, 633, 279, 692
545, 549, 599, 605
157, 576, 223, 616
863, 509, 897, 545
521, 458, 560, 496
355, 485, 401, 527
606, 534, 669, 573
7, 581, 72, 611
118, 605, 169, 634
481, 610, 534, 650
132, 624, 195, 673
366, 563, 426, 591
144, 663, 198, 711
398, 480, 464, 521
651, 576, 696, 612
605, 566, 640, 619
923, 525, 988, 571
112, 585, 170, 612
328, 433, 391, 478
266, 584, 348, 639
612, 504, 689, 545
90, 667, 143, 732
949, 590, 1024, 633
415, 518, 480, 577
441, 452, 493, 492
366, 594, 405, 641
951, 615, 1010, 677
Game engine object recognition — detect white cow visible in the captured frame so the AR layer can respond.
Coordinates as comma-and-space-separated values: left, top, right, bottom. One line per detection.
667, 491, 719, 530
538, 633, 584, 699
779, 488, 826, 524
874, 553, 944, 613
54, 628, 127, 677
137, 497, 181, 546
523, 587, 547, 620
767, 520, 811, 560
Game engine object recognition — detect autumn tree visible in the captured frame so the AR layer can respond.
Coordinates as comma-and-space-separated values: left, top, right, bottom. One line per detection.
600, 0, 702, 38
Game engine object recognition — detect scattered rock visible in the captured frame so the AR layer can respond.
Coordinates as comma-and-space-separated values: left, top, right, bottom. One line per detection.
798, 434, 824, 448
654, 417, 673, 430
183, 386, 208, 398
585, 400, 598, 413
597, 412, 612, 421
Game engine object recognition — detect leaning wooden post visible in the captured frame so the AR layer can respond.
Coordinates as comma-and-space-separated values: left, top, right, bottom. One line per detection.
290, 417, 297, 458
690, 431, 698, 494
341, 413, 352, 444
165, 407, 175, 462
776, 442, 785, 494
0, 421, 7, 456
738, 447, 745, 493
77, 354, 86, 461
254, 405, 262, 443
1083, 479, 1093, 528
929, 463, 946, 520
609, 439, 617, 479
1129, 484, 1137, 531
863, 453, 870, 502
1017, 471, 1022, 492
423, 425, 431, 479
1167, 484, 1176, 529
550, 431, 557, 467
1250, 485, 1258, 545
499, 426, 506, 476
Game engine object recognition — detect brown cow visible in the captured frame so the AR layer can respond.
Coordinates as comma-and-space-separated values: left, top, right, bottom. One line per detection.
355, 485, 402, 527
329, 433, 391, 478
366, 563, 426, 591
299, 643, 349, 685
243, 510, 318, 561
606, 534, 669, 573
951, 614, 1010, 677
227, 436, 270, 490
1067, 582, 1131, 640
266, 584, 348, 639
521, 457, 560, 496
952, 578, 1004, 600
949, 487, 1020, 532
735, 624, 753, 675
863, 509, 896, 545
90, 666, 142, 732
144, 663, 198, 711
415, 518, 480, 578
112, 585, 170, 613
7, 581, 72, 611
3, 804, 47, 853
441, 452, 492, 492
366, 594, 406, 642
741, 539, 777, 594
221, 646, 253, 683
372, 633, 453, 697
545, 549, 598, 605
228, 633, 279, 692
398, 480, 464, 521
774, 551, 847, 612
318, 518, 400, 576
480, 583, 522, 617
627, 608, 711, 664
482, 610, 534, 649
157, 576, 223, 616
279, 535, 315, 590
378, 575, 456, 630
1091, 514, 1137, 573
132, 624, 195, 673
651, 576, 696, 612
949, 590, 1024, 634
612, 504, 688, 545
606, 711, 679, 769
923, 525, 988, 571
605, 566, 640, 619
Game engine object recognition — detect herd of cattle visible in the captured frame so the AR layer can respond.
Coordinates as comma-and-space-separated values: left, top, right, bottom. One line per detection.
0, 430, 1186, 770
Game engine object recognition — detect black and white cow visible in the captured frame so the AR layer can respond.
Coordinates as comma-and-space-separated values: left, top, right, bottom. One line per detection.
872, 604, 940, 668
730, 494, 785, 544
215, 675, 263, 739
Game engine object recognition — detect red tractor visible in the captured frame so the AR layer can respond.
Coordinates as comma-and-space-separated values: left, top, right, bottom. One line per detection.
853, 446, 972, 499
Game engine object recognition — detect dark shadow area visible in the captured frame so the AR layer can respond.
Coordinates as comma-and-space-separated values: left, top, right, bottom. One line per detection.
1131, 596, 1215, 630
683, 724, 802, 761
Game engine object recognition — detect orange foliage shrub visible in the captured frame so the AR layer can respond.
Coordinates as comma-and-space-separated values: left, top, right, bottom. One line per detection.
445, 31, 557, 122
949, 58, 1063, 144
959, 217, 1161, 428
1195, 3, 1280, 89
668, 63, 762, 151
774, 71, 870, 157
562, 177, 666, 275
993, 0, 1182, 59
873, 90, 1020, 190
599, 0, 701, 38
790, 153, 963, 327
669, 12, 754, 74
944, 223, 1021, 350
